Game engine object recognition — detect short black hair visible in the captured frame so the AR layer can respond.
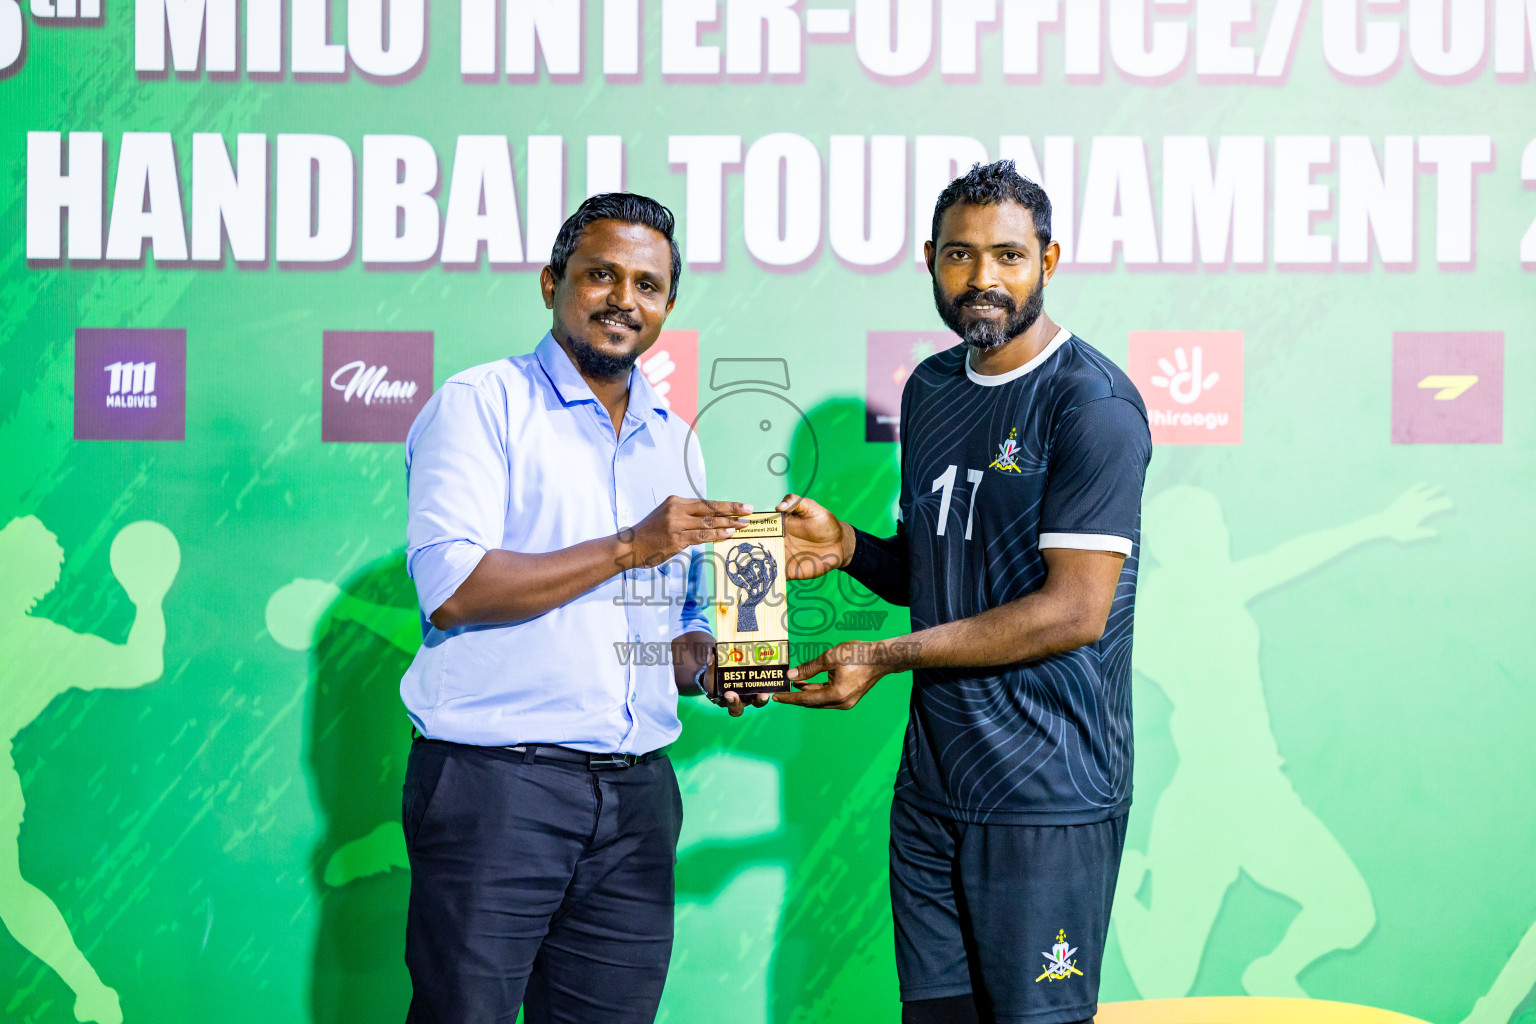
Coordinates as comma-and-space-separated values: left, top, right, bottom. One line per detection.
549, 192, 683, 302
931, 160, 1052, 252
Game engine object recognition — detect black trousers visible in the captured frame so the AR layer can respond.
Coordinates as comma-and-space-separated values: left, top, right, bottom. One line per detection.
402, 739, 682, 1024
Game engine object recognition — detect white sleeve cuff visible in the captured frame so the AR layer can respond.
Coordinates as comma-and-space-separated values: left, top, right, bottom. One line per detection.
1038, 532, 1134, 556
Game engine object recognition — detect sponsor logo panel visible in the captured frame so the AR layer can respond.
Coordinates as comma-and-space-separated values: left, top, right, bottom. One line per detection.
1128, 330, 1243, 446
1391, 331, 1502, 444
73, 328, 186, 441
865, 331, 962, 442
322, 331, 433, 443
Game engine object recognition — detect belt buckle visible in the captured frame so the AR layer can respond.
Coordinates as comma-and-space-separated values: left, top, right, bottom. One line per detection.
588, 753, 634, 771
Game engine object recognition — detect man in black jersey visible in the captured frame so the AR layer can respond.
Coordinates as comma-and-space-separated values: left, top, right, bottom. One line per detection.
769, 161, 1151, 1024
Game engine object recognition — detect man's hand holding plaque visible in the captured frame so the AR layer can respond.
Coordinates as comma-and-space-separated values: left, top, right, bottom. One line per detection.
692, 643, 770, 717
775, 493, 855, 579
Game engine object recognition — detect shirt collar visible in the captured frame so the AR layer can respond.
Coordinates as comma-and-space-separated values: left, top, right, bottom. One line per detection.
964, 326, 1072, 387
534, 331, 670, 425
626, 357, 672, 425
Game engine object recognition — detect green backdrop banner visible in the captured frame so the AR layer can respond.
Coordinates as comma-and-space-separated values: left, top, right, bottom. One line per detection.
1, 2, 1534, 1023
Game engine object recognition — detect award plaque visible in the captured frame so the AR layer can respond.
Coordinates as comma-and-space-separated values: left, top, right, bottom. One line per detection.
714, 512, 791, 696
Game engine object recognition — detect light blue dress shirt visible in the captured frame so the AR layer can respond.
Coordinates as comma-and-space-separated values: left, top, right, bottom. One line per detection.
400, 332, 711, 753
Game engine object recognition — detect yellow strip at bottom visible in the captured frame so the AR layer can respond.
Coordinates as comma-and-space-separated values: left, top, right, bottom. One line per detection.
1098, 998, 1434, 1024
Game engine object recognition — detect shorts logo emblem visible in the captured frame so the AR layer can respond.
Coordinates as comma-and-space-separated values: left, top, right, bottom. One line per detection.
1036, 929, 1083, 982
989, 428, 1022, 474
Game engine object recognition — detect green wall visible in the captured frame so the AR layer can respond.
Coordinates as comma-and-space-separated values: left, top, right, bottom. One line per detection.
2, 2, 1534, 1022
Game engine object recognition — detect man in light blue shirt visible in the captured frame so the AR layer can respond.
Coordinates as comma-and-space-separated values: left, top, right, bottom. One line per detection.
398, 193, 757, 1024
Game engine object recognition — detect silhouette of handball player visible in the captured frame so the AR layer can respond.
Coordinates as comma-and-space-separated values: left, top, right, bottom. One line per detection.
1114, 483, 1450, 998
265, 577, 418, 886
0, 516, 180, 1024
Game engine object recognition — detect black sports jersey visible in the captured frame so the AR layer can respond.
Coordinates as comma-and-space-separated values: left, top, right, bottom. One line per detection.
847, 328, 1150, 824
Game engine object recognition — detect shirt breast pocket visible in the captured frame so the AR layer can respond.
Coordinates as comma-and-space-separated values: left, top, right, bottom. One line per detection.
634, 554, 674, 578
624, 553, 683, 618
619, 485, 668, 587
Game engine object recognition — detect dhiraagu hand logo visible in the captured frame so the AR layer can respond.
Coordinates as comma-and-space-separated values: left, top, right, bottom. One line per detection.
1150, 347, 1219, 404
1128, 331, 1243, 446
639, 330, 699, 425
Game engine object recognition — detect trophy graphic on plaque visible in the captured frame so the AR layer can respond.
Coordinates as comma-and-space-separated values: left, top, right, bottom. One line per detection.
715, 512, 791, 695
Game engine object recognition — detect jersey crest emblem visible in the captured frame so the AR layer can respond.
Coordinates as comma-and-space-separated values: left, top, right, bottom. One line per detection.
989, 428, 1023, 473
1035, 930, 1084, 983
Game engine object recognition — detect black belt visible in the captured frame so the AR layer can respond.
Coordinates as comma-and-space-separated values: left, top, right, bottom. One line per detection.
504, 743, 661, 771
411, 732, 662, 771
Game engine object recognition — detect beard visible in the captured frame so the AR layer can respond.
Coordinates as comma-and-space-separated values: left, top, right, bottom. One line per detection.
563, 311, 644, 379
932, 271, 1045, 352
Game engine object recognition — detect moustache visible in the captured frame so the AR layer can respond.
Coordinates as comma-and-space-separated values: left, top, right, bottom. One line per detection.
591, 310, 641, 331
955, 290, 1017, 312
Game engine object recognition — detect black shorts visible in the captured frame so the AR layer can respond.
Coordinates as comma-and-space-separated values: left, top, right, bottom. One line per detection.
890, 798, 1128, 1024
